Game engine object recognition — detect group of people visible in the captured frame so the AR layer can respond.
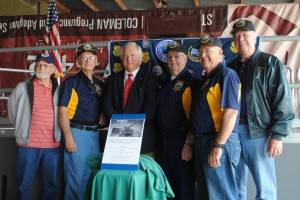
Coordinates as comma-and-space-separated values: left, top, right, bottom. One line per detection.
7, 18, 294, 200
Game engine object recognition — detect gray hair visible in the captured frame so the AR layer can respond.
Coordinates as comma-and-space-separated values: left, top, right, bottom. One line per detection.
120, 42, 143, 61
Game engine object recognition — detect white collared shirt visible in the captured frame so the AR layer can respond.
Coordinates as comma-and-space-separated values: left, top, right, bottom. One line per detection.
124, 68, 140, 85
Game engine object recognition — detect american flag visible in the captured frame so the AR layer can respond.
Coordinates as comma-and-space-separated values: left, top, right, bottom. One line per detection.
44, 0, 63, 76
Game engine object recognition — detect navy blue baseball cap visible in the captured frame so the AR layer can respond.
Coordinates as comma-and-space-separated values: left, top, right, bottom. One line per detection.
166, 41, 186, 54
36, 53, 55, 64
231, 19, 255, 35
76, 43, 97, 58
195, 34, 222, 49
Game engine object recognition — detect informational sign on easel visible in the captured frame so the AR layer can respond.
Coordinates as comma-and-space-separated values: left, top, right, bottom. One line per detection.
101, 114, 145, 170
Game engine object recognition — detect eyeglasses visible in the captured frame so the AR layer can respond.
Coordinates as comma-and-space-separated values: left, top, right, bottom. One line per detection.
81, 56, 97, 61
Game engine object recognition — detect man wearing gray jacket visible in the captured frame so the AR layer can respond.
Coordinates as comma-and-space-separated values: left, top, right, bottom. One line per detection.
7, 53, 61, 200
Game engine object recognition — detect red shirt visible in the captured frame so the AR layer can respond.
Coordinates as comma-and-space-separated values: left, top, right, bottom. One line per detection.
27, 79, 59, 148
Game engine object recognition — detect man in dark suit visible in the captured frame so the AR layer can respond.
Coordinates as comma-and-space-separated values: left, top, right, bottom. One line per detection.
103, 42, 158, 155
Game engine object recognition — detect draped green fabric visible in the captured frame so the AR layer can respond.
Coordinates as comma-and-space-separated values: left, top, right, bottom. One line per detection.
87, 154, 174, 200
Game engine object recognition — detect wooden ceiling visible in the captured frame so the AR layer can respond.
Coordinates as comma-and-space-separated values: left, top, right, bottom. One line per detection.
42, 0, 293, 13
43, 0, 226, 13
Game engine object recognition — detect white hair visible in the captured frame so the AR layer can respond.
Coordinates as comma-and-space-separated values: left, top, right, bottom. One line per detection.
120, 42, 143, 61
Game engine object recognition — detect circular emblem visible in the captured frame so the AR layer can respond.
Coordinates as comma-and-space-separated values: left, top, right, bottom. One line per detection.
155, 40, 175, 62
201, 34, 211, 44
188, 46, 200, 63
83, 44, 92, 51
142, 52, 150, 63
236, 20, 246, 28
168, 41, 179, 49
113, 45, 122, 57
172, 80, 184, 91
113, 63, 123, 73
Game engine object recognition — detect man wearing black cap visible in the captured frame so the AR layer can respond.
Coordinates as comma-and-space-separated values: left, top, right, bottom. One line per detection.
157, 41, 196, 200
229, 19, 294, 200
8, 53, 61, 200
58, 43, 104, 200
190, 34, 241, 199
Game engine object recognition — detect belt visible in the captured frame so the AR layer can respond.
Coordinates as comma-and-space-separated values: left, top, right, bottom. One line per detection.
239, 118, 248, 124
70, 122, 99, 131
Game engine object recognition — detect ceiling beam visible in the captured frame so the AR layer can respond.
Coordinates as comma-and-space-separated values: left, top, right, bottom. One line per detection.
81, 0, 101, 11
42, 0, 71, 13
115, 0, 129, 10
193, 0, 200, 8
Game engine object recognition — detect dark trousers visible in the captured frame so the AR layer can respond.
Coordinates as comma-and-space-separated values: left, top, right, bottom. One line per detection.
159, 130, 196, 200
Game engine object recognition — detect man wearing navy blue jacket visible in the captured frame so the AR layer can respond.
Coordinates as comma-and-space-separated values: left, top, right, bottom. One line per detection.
157, 41, 196, 200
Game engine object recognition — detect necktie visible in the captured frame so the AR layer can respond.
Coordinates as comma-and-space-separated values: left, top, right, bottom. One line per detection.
123, 73, 133, 109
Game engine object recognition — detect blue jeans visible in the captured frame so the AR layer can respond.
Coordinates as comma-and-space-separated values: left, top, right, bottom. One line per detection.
64, 128, 100, 200
195, 132, 241, 200
16, 147, 61, 200
236, 124, 276, 200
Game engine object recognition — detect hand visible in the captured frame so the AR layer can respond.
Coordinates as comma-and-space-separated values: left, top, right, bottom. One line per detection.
181, 144, 193, 162
99, 113, 106, 127
65, 135, 77, 153
267, 139, 283, 157
208, 147, 222, 168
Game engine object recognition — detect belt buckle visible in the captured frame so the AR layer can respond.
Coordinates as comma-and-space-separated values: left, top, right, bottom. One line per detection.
84, 125, 98, 131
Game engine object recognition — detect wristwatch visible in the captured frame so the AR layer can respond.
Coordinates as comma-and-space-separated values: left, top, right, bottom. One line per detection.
212, 143, 224, 149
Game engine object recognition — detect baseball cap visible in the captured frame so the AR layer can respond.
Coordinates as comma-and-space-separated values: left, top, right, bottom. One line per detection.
76, 43, 97, 58
194, 34, 222, 49
231, 19, 255, 35
36, 53, 55, 64
166, 41, 186, 54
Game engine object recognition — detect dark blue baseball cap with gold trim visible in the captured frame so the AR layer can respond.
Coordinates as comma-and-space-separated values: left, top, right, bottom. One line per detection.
231, 19, 255, 35
76, 43, 97, 58
194, 34, 222, 49
166, 41, 186, 54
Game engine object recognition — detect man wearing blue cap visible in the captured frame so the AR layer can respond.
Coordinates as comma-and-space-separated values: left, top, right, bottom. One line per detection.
7, 53, 61, 200
229, 19, 294, 200
157, 41, 196, 200
58, 43, 104, 200
190, 34, 241, 199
